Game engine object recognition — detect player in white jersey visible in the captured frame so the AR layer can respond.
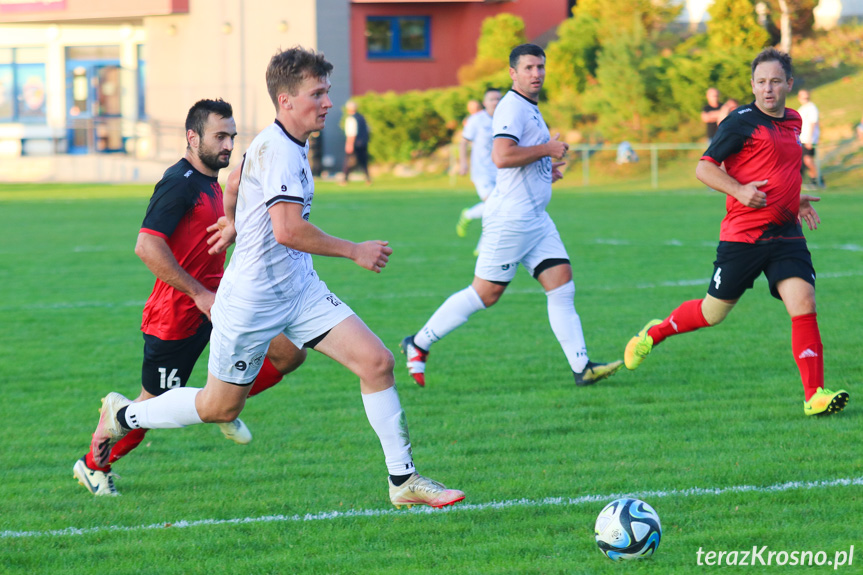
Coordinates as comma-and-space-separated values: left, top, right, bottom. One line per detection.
89, 46, 464, 510
797, 89, 821, 189
401, 44, 622, 388
456, 88, 502, 248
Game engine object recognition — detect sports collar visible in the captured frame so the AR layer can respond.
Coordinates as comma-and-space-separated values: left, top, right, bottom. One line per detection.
274, 119, 307, 147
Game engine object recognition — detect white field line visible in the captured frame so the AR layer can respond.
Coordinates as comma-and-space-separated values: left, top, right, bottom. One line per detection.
3, 475, 862, 540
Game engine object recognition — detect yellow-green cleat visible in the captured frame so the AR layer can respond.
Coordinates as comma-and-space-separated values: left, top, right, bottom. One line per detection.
574, 360, 624, 386
624, 319, 662, 370
456, 208, 470, 238
804, 387, 849, 417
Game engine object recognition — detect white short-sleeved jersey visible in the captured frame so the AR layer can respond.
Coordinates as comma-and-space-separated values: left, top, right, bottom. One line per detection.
798, 101, 819, 145
463, 111, 497, 187
344, 115, 358, 138
225, 120, 315, 302
485, 90, 553, 220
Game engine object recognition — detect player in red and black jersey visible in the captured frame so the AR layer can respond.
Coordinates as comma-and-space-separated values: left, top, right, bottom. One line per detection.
74, 99, 305, 496
622, 48, 848, 418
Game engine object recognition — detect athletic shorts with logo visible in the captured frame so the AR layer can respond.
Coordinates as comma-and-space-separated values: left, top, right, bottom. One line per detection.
707, 240, 815, 301
209, 273, 354, 384
141, 319, 211, 396
475, 212, 569, 283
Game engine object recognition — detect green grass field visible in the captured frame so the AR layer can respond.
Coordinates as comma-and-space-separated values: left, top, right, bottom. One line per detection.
1, 173, 861, 574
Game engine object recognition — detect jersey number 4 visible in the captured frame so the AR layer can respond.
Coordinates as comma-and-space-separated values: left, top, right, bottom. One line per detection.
158, 367, 182, 389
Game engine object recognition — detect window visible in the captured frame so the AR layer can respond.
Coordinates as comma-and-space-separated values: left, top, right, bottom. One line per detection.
366, 16, 430, 59
0, 47, 47, 123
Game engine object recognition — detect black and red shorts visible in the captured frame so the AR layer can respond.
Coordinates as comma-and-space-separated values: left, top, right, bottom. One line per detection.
706, 240, 815, 301
141, 318, 211, 396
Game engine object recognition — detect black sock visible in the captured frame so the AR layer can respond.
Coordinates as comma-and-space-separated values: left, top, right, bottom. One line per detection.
116, 407, 133, 430
389, 473, 413, 486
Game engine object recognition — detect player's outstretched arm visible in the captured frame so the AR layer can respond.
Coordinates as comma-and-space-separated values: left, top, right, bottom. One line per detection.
799, 194, 821, 231
696, 159, 767, 209
269, 202, 393, 273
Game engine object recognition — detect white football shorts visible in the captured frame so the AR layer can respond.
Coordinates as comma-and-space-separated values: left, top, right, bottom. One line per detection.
475, 213, 569, 283
208, 273, 354, 384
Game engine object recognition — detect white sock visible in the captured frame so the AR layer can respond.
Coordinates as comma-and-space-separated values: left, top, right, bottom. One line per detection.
123, 387, 204, 429
415, 285, 486, 350
546, 281, 589, 372
465, 201, 485, 220
361, 386, 416, 477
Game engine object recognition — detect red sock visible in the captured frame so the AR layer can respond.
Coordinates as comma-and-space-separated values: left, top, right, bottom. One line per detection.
247, 357, 284, 398
792, 313, 823, 401
108, 428, 148, 465
84, 450, 111, 473
647, 299, 711, 346
85, 429, 148, 471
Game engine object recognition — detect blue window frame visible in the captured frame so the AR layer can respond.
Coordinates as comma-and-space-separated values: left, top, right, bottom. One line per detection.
0, 48, 47, 124
366, 16, 430, 59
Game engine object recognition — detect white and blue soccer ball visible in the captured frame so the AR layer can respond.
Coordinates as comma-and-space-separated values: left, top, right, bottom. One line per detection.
594, 498, 662, 561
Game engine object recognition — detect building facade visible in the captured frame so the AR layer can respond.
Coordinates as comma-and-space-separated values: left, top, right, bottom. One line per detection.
0, 0, 569, 177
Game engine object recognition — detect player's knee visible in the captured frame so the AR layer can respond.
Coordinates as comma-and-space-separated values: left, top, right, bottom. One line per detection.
271, 348, 307, 375
362, 345, 395, 380
378, 347, 396, 376
203, 404, 244, 423
477, 285, 504, 307
482, 292, 501, 307
197, 395, 245, 423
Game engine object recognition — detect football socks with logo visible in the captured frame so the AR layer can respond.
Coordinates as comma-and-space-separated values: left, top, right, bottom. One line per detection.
792, 313, 823, 401
545, 281, 589, 373
122, 387, 204, 429
648, 299, 711, 346
361, 386, 416, 477
415, 285, 486, 351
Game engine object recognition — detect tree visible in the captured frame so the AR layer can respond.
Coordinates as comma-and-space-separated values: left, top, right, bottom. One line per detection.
457, 13, 527, 84
582, 13, 664, 141
544, 8, 601, 126
558, 0, 679, 139
707, 0, 771, 52
545, 10, 600, 97
765, 0, 818, 37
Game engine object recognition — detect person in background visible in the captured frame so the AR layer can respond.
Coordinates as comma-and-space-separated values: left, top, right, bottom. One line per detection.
797, 89, 822, 189
401, 44, 622, 389
341, 100, 371, 186
456, 87, 502, 249
701, 87, 724, 143
716, 98, 740, 126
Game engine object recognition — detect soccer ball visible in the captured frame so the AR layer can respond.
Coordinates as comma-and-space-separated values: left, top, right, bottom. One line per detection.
594, 498, 662, 561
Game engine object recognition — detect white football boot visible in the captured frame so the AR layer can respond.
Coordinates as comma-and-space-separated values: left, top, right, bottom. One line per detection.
218, 419, 252, 444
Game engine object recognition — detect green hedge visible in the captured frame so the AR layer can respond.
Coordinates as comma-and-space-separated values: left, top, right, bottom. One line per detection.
354, 70, 510, 165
